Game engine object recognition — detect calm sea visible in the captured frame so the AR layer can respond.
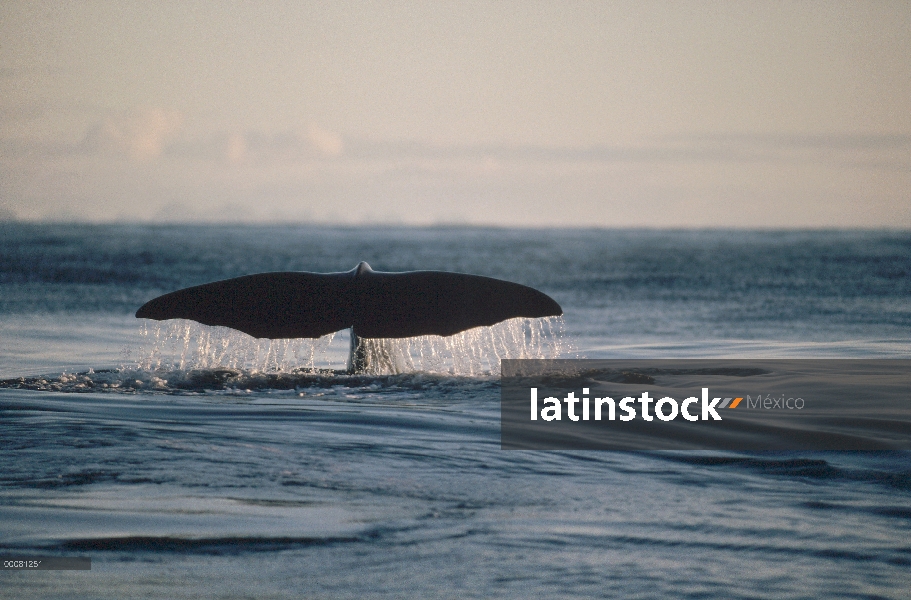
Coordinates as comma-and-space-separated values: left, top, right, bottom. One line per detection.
1, 224, 910, 598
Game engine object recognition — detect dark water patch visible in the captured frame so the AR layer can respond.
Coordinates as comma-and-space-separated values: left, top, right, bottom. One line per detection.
659, 454, 911, 491
0, 401, 59, 412
58, 534, 369, 554
229, 498, 324, 508
802, 500, 840, 510
0, 368, 498, 396
117, 476, 159, 484
30, 470, 121, 489
668, 456, 840, 477
553, 533, 901, 565
871, 506, 911, 520
802, 501, 911, 521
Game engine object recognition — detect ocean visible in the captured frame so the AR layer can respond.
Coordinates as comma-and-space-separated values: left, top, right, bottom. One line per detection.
1, 224, 910, 598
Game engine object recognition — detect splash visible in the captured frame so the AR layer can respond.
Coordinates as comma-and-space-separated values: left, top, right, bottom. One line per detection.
135, 317, 570, 377
0, 318, 573, 393
348, 317, 569, 376
135, 320, 337, 373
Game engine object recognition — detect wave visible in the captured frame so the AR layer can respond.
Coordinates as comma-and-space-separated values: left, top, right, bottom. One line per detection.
0, 366, 504, 395
57, 535, 368, 553
658, 453, 911, 490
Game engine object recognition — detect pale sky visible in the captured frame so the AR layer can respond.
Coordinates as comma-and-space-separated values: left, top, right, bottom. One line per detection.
1, 1, 909, 227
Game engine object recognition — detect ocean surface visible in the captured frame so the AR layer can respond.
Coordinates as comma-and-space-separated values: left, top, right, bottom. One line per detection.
1, 224, 910, 599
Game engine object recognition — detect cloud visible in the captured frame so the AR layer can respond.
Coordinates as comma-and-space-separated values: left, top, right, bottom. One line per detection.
665, 133, 911, 150
306, 124, 344, 157
223, 133, 247, 165
167, 124, 344, 164
82, 107, 182, 161
340, 133, 911, 170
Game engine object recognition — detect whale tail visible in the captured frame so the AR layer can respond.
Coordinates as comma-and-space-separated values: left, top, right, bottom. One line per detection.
135, 262, 563, 371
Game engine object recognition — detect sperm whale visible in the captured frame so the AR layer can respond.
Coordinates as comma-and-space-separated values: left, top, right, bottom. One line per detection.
135, 261, 563, 372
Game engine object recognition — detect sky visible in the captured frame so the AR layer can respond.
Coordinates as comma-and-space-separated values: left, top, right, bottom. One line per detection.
1, 1, 909, 227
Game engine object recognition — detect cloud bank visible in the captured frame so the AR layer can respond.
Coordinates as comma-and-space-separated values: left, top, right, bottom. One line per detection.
1, 109, 908, 228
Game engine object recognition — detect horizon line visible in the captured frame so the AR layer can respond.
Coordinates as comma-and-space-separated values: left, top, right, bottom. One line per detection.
2, 218, 909, 233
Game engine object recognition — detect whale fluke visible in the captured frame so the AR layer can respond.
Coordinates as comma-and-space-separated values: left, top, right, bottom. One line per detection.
135, 262, 562, 340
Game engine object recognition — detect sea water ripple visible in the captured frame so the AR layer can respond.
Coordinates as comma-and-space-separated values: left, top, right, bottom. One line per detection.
2, 225, 910, 598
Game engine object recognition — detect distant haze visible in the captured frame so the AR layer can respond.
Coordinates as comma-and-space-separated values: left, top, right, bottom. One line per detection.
1, 1, 909, 227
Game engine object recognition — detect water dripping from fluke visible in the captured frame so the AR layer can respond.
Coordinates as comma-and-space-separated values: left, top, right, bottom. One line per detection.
0, 316, 571, 394
134, 316, 571, 377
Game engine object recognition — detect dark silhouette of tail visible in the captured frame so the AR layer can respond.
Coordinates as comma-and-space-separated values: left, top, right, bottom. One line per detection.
135, 262, 562, 340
